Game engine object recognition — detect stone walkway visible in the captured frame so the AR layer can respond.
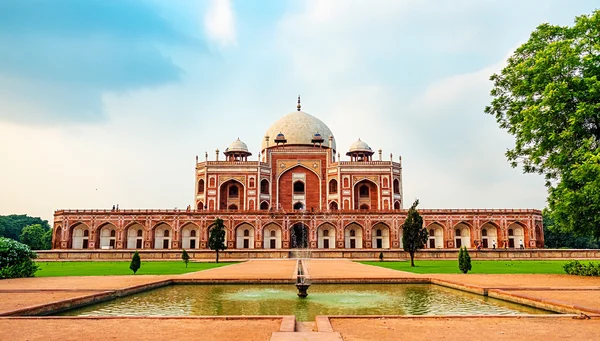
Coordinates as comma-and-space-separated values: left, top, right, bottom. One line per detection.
1, 259, 599, 340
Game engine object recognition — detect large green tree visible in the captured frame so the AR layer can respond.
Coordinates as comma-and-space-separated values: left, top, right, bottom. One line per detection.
208, 218, 227, 264
543, 210, 600, 249
19, 224, 49, 250
0, 215, 51, 240
486, 10, 600, 238
402, 200, 428, 267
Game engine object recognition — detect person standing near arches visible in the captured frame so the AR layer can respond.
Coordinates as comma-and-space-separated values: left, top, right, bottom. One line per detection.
519, 239, 524, 249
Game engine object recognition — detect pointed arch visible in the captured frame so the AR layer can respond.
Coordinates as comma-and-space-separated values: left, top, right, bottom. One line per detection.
97, 222, 118, 249
125, 221, 145, 249
453, 221, 472, 248
235, 223, 254, 249
372, 222, 390, 249
263, 222, 282, 249
69, 222, 90, 249
153, 222, 172, 249
260, 179, 270, 194
344, 222, 363, 249
181, 222, 200, 249
426, 222, 444, 249
276, 164, 321, 211
353, 178, 379, 210
219, 179, 245, 211
317, 222, 336, 249
480, 221, 500, 249
507, 221, 526, 248
328, 200, 338, 210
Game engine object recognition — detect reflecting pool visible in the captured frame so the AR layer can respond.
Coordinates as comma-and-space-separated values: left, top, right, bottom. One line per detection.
59, 284, 552, 321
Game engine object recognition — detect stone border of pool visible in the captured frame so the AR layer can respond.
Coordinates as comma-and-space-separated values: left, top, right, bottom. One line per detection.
5, 276, 595, 317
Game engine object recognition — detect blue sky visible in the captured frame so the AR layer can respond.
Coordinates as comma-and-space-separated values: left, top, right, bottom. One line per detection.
0, 0, 598, 223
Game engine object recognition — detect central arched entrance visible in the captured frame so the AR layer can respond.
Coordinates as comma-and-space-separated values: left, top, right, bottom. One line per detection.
290, 223, 308, 248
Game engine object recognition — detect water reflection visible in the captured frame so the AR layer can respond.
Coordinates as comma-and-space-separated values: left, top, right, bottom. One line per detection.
59, 284, 552, 321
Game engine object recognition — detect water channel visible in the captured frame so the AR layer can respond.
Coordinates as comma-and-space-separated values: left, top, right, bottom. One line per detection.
59, 284, 552, 321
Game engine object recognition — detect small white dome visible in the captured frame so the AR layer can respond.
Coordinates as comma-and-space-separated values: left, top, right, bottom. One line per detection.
348, 138, 372, 153
226, 138, 249, 153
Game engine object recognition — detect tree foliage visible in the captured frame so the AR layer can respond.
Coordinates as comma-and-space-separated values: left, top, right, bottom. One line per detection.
130, 251, 141, 274
458, 247, 472, 274
402, 200, 428, 267
20, 224, 51, 250
0, 237, 39, 279
543, 210, 600, 249
208, 218, 227, 264
0, 215, 51, 241
182, 249, 190, 268
486, 10, 600, 238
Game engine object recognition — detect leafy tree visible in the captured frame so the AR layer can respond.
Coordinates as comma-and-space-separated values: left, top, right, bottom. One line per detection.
402, 199, 428, 267
182, 249, 190, 268
19, 224, 48, 250
42, 229, 53, 250
0, 237, 39, 279
543, 210, 600, 249
458, 247, 472, 274
208, 218, 227, 264
130, 251, 141, 274
486, 10, 600, 238
0, 215, 51, 240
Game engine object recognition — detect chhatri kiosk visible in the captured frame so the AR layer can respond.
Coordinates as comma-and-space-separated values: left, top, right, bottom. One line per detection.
52, 98, 543, 253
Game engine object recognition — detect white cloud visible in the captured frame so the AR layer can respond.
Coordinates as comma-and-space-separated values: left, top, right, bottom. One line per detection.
204, 0, 236, 47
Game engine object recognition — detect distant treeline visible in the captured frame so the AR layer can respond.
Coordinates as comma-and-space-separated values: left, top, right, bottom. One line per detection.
0, 215, 52, 250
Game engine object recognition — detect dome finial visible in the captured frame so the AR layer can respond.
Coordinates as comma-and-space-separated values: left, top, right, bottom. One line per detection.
297, 95, 301, 111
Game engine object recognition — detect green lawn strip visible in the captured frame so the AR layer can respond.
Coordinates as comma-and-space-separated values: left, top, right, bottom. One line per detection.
359, 260, 573, 274
35, 261, 237, 277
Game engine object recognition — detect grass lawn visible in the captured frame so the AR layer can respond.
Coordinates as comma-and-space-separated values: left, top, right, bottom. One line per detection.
360, 260, 574, 274
35, 261, 237, 277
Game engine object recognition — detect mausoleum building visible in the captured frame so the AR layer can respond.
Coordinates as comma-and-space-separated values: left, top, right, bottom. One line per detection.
52, 98, 543, 252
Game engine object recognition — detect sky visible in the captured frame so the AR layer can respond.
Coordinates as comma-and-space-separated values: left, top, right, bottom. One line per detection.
0, 0, 598, 225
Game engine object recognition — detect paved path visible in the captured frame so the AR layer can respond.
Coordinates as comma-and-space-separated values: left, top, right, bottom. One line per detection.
180, 259, 296, 280
330, 316, 600, 341
305, 259, 423, 280
0, 317, 282, 341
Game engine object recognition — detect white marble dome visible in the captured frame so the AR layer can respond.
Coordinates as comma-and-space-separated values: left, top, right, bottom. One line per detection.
226, 138, 250, 153
261, 110, 336, 151
348, 138, 372, 153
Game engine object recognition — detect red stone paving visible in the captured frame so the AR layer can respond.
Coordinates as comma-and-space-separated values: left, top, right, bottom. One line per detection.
429, 273, 600, 289
0, 275, 168, 291
494, 289, 600, 314
179, 259, 296, 280
0, 317, 281, 341
305, 259, 424, 279
0, 291, 103, 313
330, 316, 600, 341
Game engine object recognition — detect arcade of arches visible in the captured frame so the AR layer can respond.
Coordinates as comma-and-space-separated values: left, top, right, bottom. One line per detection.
55, 211, 543, 250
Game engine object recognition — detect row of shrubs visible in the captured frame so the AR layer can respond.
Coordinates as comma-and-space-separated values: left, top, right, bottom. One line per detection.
563, 260, 600, 276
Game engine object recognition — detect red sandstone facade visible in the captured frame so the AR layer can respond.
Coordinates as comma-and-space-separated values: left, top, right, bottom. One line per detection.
52, 100, 543, 251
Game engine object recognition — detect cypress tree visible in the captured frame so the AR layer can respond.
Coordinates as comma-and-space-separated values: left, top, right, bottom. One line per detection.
130, 251, 141, 274
182, 249, 190, 268
402, 199, 428, 267
458, 247, 472, 274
